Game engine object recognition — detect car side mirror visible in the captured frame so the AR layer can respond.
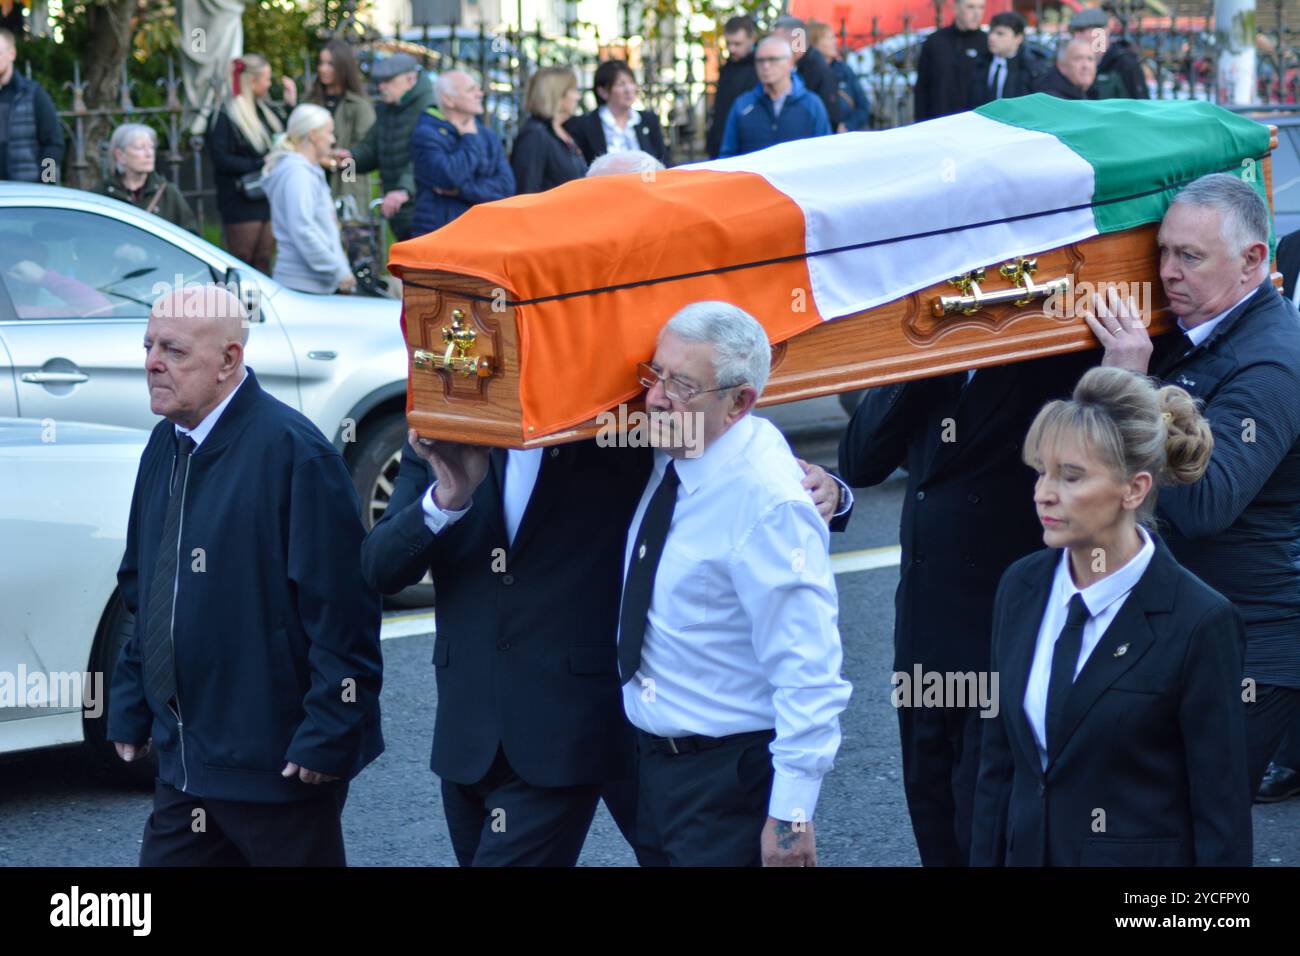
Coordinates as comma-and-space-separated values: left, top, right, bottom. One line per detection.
224, 266, 265, 324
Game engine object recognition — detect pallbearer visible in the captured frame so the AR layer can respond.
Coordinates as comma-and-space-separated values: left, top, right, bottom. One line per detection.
619, 302, 852, 867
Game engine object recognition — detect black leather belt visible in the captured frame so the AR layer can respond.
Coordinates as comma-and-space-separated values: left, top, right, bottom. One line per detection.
639, 727, 774, 756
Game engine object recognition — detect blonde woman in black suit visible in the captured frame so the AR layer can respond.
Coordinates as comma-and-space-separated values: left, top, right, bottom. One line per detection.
972, 366, 1252, 866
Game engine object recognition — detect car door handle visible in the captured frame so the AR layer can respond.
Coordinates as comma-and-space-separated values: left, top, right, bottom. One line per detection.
21, 371, 90, 385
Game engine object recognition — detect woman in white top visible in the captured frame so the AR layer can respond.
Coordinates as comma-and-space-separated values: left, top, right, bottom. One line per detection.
563, 60, 669, 166
262, 104, 356, 295
971, 366, 1252, 866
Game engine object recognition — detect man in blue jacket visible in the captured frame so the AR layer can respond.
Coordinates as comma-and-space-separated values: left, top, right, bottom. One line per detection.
410, 70, 515, 236
108, 284, 383, 866
718, 36, 831, 159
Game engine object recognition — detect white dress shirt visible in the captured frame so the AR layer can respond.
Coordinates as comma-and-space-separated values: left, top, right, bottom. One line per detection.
619, 414, 853, 820
598, 105, 641, 154
173, 369, 248, 448
421, 448, 547, 542
1178, 286, 1259, 347
1023, 525, 1155, 768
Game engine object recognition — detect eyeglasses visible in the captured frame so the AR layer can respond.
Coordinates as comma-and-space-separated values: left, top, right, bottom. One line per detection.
636, 361, 743, 404
754, 56, 789, 66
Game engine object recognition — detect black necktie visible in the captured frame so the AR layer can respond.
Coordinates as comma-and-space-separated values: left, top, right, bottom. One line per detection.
990, 61, 1004, 98
1153, 330, 1196, 379
618, 462, 680, 684
142, 433, 196, 709
1045, 593, 1090, 756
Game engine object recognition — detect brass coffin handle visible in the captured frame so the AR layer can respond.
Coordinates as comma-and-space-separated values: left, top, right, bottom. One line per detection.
932, 258, 1071, 317
413, 309, 494, 378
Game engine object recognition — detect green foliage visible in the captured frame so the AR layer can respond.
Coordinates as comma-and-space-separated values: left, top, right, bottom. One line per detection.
642, 0, 784, 40
19, 1, 178, 110
17, 1, 345, 110
241, 0, 320, 87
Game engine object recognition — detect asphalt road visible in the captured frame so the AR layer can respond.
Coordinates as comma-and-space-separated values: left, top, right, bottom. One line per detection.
3, 398, 1298, 866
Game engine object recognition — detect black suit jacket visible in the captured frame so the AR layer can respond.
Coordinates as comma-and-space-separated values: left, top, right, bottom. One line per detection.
360, 440, 651, 788
797, 47, 841, 128
1033, 66, 1099, 100
564, 108, 669, 166
707, 53, 758, 158
913, 22, 988, 121
1277, 229, 1300, 301
839, 353, 1095, 674
971, 538, 1251, 866
967, 50, 1039, 108
510, 116, 588, 194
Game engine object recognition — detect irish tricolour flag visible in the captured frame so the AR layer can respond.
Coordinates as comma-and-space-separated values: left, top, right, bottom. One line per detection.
390, 96, 1272, 439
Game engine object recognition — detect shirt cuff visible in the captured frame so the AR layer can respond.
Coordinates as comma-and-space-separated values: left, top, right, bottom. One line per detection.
831, 474, 854, 517
768, 770, 824, 822
421, 483, 470, 534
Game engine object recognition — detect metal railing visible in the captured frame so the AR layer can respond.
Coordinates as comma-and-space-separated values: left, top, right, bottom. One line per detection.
24, 56, 215, 233
21, 9, 1293, 235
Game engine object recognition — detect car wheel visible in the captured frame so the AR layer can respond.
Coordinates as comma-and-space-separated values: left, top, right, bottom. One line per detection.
350, 413, 436, 608
85, 592, 156, 788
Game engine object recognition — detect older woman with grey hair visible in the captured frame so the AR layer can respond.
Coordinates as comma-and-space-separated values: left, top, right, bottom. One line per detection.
96, 122, 199, 234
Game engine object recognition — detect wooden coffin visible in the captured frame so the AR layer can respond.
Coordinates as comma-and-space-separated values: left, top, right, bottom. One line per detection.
389, 102, 1277, 448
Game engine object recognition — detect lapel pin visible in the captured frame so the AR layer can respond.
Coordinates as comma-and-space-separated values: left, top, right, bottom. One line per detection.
1114, 643, 1130, 657
638, 542, 647, 560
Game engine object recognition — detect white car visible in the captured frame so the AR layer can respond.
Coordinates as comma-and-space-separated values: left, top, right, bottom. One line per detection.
0, 417, 149, 772
0, 183, 412, 539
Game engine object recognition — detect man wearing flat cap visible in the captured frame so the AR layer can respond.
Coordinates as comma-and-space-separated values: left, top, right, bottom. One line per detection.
1069, 5, 1148, 99
339, 52, 434, 242
108, 284, 384, 866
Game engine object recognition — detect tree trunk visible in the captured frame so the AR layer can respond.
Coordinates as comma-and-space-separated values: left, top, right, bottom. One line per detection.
80, 0, 140, 188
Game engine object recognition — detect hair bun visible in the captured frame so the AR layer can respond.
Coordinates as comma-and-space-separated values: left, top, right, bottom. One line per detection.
1157, 386, 1213, 485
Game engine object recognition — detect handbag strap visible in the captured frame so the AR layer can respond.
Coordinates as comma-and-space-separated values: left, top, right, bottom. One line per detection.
145, 183, 167, 215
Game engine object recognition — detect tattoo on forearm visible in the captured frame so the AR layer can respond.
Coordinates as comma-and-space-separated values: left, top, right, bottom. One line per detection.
774, 821, 802, 850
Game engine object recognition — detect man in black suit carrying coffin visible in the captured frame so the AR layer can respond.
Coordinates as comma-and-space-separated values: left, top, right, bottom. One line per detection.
839, 352, 1094, 866
361, 397, 852, 866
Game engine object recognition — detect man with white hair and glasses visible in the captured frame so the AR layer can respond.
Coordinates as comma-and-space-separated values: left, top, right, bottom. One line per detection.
619, 301, 853, 867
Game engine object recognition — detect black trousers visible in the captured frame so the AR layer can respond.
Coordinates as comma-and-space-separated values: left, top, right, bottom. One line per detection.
600, 776, 671, 867
634, 728, 775, 867
1271, 710, 1300, 769
440, 747, 601, 866
1246, 684, 1300, 792
139, 779, 349, 866
897, 705, 983, 867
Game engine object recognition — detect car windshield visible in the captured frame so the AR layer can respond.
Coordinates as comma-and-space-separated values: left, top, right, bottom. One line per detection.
1272, 126, 1300, 218
0, 207, 216, 320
